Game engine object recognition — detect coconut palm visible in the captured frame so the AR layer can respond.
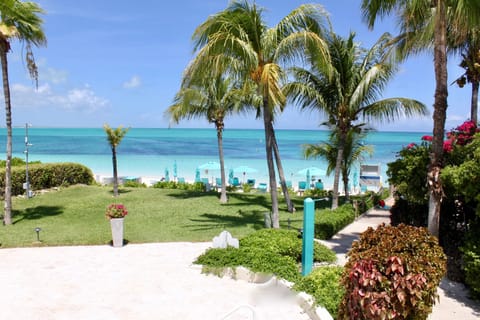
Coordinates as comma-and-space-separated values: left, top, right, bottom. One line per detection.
452, 29, 480, 124
103, 124, 129, 197
0, 0, 46, 225
188, 0, 331, 227
167, 73, 244, 203
303, 127, 374, 200
286, 32, 427, 209
361, 0, 480, 237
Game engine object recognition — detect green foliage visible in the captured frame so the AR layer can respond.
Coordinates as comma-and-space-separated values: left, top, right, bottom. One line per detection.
123, 181, 146, 188
304, 188, 328, 198
153, 180, 206, 192
338, 224, 447, 320
0, 162, 94, 196
240, 229, 336, 263
0, 157, 41, 167
194, 229, 337, 282
461, 219, 480, 299
241, 183, 252, 193
294, 266, 345, 318
387, 142, 430, 204
315, 204, 356, 239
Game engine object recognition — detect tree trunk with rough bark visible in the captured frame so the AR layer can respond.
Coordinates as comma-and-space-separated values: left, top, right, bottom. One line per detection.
471, 81, 478, 124
1, 42, 12, 225
112, 146, 119, 197
272, 132, 294, 212
263, 105, 279, 228
428, 0, 448, 238
216, 123, 228, 203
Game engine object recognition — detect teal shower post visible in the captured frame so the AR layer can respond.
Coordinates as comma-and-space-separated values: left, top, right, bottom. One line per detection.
302, 197, 315, 276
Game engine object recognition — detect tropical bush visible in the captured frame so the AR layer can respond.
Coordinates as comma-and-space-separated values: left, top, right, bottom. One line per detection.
294, 266, 344, 318
0, 157, 41, 167
123, 180, 147, 188
153, 180, 206, 192
194, 228, 337, 282
338, 224, 446, 320
461, 219, 480, 299
0, 162, 94, 196
315, 204, 356, 239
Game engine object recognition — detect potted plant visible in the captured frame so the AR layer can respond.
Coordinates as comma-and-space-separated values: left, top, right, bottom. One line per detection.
106, 203, 128, 247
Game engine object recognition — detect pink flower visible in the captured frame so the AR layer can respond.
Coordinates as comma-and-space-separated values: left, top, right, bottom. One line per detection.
406, 143, 416, 149
443, 140, 453, 153
421, 135, 433, 142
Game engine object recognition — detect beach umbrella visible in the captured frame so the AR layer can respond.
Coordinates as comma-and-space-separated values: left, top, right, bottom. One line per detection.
297, 167, 326, 177
165, 168, 170, 182
195, 168, 201, 182
173, 160, 177, 179
198, 161, 220, 176
228, 168, 234, 184
234, 165, 257, 183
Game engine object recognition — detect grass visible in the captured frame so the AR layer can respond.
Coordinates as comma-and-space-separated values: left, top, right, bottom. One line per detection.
0, 185, 333, 248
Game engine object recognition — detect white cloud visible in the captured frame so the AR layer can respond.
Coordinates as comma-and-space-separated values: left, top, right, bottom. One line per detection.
123, 75, 141, 89
42, 67, 68, 84
7, 83, 109, 112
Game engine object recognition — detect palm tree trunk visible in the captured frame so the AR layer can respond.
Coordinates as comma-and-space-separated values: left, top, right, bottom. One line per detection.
471, 81, 478, 124
342, 168, 350, 201
428, 0, 448, 238
0, 42, 12, 225
271, 132, 294, 212
216, 122, 228, 203
112, 146, 119, 197
263, 105, 279, 228
332, 146, 343, 210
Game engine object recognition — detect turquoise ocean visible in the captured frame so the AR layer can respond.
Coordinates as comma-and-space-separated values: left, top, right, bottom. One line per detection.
0, 128, 428, 188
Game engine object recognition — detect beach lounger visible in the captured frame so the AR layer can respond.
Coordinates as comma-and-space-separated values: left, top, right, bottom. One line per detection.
257, 182, 267, 193
297, 181, 307, 196
315, 181, 324, 190
247, 179, 255, 187
231, 177, 241, 187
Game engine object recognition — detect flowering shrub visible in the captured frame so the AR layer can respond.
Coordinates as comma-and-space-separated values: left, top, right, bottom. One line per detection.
105, 203, 128, 219
338, 224, 446, 320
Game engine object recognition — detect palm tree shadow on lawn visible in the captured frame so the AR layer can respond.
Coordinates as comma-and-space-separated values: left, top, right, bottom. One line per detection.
187, 209, 267, 231
12, 206, 64, 224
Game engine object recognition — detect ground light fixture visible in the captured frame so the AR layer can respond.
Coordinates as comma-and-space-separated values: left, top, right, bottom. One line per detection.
34, 227, 42, 242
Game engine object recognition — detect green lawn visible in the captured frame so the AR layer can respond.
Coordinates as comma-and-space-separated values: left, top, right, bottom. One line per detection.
0, 185, 322, 248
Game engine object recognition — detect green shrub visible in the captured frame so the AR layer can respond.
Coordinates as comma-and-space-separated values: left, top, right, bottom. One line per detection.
123, 180, 147, 188
294, 266, 344, 318
461, 219, 480, 299
240, 229, 336, 263
194, 229, 337, 282
0, 162, 94, 196
0, 157, 41, 167
153, 181, 206, 192
315, 204, 356, 239
338, 224, 447, 320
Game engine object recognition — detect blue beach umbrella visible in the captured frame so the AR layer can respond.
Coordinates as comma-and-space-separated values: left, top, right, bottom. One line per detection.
165, 168, 170, 182
173, 160, 178, 179
297, 167, 326, 177
228, 168, 234, 184
195, 168, 201, 182
234, 165, 257, 183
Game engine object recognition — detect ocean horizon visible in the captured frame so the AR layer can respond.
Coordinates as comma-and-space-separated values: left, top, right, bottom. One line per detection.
0, 127, 429, 188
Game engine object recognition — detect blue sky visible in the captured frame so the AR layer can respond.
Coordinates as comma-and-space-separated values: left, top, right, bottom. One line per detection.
3, 0, 473, 131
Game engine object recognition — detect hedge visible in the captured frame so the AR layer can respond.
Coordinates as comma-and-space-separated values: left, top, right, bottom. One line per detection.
0, 162, 95, 197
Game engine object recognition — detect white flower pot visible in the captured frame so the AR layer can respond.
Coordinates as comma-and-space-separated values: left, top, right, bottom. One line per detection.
110, 218, 124, 247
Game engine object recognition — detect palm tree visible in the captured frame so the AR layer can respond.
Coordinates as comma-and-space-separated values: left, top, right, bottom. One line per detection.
286, 32, 427, 209
0, 0, 46, 225
452, 29, 480, 124
103, 124, 129, 197
167, 73, 243, 203
361, 0, 480, 237
188, 1, 331, 227
304, 127, 374, 201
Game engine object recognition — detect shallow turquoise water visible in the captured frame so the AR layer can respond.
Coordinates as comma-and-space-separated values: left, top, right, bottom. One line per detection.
0, 128, 427, 187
